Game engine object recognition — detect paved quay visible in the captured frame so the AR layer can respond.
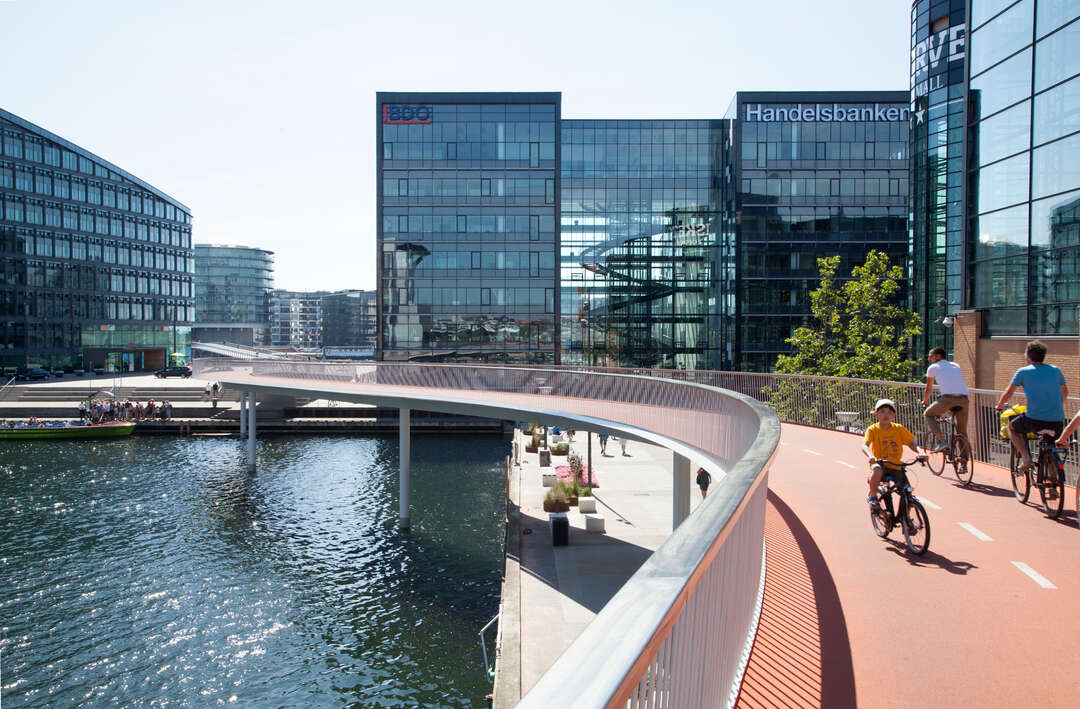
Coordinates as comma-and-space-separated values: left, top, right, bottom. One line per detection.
494, 427, 708, 707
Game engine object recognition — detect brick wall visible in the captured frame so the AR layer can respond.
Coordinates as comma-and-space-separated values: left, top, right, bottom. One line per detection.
952, 308, 1080, 394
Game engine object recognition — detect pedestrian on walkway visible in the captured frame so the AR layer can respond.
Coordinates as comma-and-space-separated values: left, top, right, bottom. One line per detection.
204, 381, 212, 399
620, 437, 629, 456
599, 433, 609, 455
696, 467, 712, 498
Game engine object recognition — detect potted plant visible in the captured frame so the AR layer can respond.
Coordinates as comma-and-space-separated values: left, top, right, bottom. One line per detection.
543, 482, 571, 512
525, 431, 540, 454
551, 442, 570, 456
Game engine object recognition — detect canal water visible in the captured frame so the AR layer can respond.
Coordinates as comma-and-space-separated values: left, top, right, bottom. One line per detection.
0, 434, 508, 707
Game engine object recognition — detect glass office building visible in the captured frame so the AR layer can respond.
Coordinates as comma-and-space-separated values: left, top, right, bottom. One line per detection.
321, 289, 377, 350
193, 244, 273, 346
377, 92, 560, 363
910, 0, 969, 351
732, 92, 911, 371
0, 108, 194, 372
377, 91, 910, 370
966, 0, 1080, 335
559, 119, 730, 370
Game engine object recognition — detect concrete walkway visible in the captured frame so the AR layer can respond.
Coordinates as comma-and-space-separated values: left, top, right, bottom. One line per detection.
495, 427, 706, 706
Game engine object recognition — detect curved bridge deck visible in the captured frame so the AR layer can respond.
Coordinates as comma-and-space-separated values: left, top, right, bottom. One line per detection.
737, 424, 1080, 708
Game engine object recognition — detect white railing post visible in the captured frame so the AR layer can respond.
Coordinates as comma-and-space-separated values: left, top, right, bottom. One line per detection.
400, 407, 410, 530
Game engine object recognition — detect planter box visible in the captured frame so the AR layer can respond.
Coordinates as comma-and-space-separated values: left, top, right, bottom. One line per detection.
524, 446, 538, 454
543, 499, 570, 513
551, 448, 569, 456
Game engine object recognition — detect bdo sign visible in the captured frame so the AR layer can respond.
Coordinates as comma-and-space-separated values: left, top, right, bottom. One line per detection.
383, 105, 433, 124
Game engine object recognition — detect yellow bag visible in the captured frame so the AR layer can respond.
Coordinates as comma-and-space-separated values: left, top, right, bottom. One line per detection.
999, 404, 1036, 440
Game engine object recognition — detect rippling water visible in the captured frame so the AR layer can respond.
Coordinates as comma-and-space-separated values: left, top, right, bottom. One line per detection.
0, 434, 508, 707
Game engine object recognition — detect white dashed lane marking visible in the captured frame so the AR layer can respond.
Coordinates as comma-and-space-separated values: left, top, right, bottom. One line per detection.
917, 497, 941, 510
836, 460, 856, 469
1012, 561, 1057, 589
957, 522, 993, 541
802, 449, 822, 456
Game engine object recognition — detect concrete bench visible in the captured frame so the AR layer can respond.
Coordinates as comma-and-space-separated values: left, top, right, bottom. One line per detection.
542, 472, 557, 487
585, 513, 605, 533
577, 496, 597, 513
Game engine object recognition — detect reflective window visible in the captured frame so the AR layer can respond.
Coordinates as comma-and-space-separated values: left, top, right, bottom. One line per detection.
1035, 17, 1080, 91
1033, 75, 1080, 144
1037, 0, 1080, 37
970, 0, 1034, 76
974, 256, 1028, 307
973, 0, 1020, 28
1030, 247, 1080, 310
1032, 132, 1080, 198
975, 100, 1031, 166
970, 48, 1031, 117
976, 151, 1030, 212
1031, 188, 1080, 247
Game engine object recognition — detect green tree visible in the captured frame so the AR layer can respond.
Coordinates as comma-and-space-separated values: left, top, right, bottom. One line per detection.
775, 250, 921, 382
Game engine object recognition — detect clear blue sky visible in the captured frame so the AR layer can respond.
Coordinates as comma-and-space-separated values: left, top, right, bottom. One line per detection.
0, 0, 910, 291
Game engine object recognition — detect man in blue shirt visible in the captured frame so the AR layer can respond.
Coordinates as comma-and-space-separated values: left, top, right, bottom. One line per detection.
995, 341, 1069, 474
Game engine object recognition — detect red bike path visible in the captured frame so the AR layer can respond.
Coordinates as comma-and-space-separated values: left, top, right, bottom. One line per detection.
736, 423, 1080, 708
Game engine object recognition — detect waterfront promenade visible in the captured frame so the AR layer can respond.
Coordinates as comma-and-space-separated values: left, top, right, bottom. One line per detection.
502, 423, 1080, 707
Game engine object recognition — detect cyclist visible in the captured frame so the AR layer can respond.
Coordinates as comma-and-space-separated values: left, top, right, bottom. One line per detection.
862, 399, 924, 506
922, 346, 970, 452
995, 341, 1068, 488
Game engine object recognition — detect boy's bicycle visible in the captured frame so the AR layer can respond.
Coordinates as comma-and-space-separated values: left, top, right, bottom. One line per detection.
921, 407, 973, 486
1008, 427, 1069, 519
869, 457, 931, 555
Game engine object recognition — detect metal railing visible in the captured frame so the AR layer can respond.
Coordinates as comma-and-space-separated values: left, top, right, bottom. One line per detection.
193, 357, 781, 708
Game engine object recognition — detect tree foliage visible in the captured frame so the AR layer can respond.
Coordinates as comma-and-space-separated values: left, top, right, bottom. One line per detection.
774, 250, 921, 382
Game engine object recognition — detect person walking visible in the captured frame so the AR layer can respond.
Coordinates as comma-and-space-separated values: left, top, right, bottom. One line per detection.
598, 433, 609, 456
922, 346, 970, 451
696, 467, 712, 498
620, 437, 629, 456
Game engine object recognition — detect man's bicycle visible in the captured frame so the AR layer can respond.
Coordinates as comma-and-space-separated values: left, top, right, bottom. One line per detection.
869, 457, 931, 555
1008, 428, 1069, 519
921, 407, 973, 486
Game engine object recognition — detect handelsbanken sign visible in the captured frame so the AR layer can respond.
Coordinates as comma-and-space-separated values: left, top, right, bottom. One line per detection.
745, 104, 909, 123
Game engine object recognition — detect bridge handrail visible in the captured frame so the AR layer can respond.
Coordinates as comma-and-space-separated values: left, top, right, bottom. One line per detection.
192, 358, 781, 708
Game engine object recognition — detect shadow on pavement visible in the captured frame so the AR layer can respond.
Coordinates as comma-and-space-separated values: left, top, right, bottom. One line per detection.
882, 539, 978, 573
736, 491, 856, 709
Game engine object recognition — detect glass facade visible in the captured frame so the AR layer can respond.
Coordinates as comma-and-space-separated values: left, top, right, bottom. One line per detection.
559, 119, 730, 370
733, 92, 911, 371
0, 108, 194, 371
193, 244, 273, 346
377, 92, 560, 363
967, 0, 1080, 335
910, 0, 969, 353
321, 290, 377, 349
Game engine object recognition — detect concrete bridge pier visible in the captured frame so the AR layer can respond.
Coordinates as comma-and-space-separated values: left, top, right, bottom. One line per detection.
239, 392, 247, 436
247, 391, 257, 473
673, 451, 691, 530
399, 407, 411, 530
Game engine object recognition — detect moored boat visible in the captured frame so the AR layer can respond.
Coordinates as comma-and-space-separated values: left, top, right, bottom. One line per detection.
0, 421, 135, 440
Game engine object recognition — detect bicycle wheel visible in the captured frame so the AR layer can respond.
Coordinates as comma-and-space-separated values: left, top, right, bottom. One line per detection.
1010, 447, 1030, 503
951, 436, 973, 486
922, 432, 945, 475
902, 498, 931, 556
870, 499, 891, 538
1037, 448, 1065, 519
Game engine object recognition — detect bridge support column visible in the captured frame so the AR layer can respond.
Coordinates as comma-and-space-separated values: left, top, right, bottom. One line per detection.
247, 392, 256, 473
399, 407, 411, 530
239, 392, 247, 436
673, 451, 691, 530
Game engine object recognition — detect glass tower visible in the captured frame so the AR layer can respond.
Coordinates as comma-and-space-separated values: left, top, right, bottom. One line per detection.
377, 92, 560, 363
0, 108, 194, 372
733, 92, 911, 371
910, 0, 969, 353
559, 119, 731, 369
967, 0, 1080, 335
321, 290, 377, 350
193, 244, 273, 346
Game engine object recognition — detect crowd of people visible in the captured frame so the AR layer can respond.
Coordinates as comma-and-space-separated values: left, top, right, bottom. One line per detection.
79, 399, 173, 423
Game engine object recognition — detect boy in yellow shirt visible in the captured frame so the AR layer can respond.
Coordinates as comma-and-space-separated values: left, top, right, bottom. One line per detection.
862, 398, 924, 505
